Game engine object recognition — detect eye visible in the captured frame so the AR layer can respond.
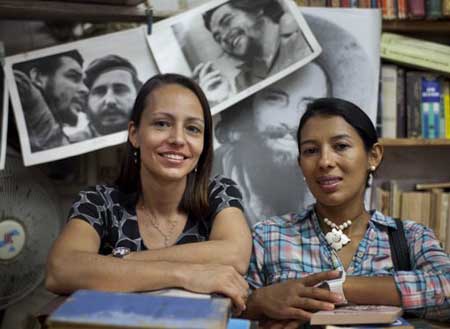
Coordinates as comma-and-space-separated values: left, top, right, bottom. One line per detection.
301, 147, 318, 156
91, 86, 106, 97
186, 125, 203, 135
153, 120, 170, 129
335, 143, 350, 151
113, 84, 130, 95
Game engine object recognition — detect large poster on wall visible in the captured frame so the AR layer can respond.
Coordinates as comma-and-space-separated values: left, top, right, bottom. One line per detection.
147, 0, 322, 115
4, 27, 157, 166
213, 7, 381, 225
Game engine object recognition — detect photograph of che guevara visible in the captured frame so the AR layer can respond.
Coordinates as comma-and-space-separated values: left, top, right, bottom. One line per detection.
148, 0, 321, 115
5, 27, 157, 166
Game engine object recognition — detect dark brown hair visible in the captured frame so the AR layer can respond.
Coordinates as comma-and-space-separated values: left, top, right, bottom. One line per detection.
115, 73, 213, 220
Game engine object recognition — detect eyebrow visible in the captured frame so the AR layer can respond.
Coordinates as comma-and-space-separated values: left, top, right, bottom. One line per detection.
151, 112, 204, 124
300, 134, 352, 146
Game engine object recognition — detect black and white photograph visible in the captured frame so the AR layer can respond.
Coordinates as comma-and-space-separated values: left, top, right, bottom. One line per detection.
148, 0, 321, 115
4, 26, 157, 166
1, 40, 8, 171
213, 7, 381, 225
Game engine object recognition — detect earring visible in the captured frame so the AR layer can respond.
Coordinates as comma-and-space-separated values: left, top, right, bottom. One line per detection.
194, 167, 198, 173
370, 165, 376, 172
133, 149, 139, 164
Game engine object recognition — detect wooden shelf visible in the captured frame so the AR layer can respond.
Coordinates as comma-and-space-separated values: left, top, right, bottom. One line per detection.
380, 138, 450, 146
0, 0, 149, 22
382, 19, 450, 34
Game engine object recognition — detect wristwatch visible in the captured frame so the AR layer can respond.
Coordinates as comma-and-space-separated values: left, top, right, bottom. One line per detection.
112, 246, 131, 258
325, 270, 348, 305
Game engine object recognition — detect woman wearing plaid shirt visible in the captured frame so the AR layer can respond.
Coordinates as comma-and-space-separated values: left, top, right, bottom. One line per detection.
243, 98, 450, 327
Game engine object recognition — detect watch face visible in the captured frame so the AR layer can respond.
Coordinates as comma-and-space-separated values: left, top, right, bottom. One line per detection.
112, 247, 130, 258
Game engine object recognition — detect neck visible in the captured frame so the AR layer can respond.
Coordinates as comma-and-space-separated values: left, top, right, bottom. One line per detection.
139, 171, 186, 217
315, 203, 367, 226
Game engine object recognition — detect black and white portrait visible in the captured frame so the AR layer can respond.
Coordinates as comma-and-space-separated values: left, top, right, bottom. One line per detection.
213, 8, 381, 225
148, 0, 321, 115
5, 27, 157, 166
1, 65, 8, 171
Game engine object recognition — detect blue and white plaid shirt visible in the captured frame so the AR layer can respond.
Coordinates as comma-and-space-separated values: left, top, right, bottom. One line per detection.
246, 205, 450, 321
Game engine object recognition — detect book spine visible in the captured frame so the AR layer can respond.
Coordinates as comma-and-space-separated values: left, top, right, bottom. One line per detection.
381, 65, 398, 138
341, 0, 351, 7
443, 80, 450, 139
407, 0, 426, 17
382, 0, 397, 18
425, 0, 443, 18
350, 0, 360, 6
443, 0, 450, 16
331, 0, 341, 6
359, 0, 372, 7
421, 77, 442, 139
397, 68, 406, 137
397, 0, 408, 18
406, 72, 422, 138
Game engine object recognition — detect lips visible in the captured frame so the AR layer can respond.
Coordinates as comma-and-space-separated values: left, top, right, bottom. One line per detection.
161, 153, 185, 161
226, 29, 243, 50
316, 176, 342, 193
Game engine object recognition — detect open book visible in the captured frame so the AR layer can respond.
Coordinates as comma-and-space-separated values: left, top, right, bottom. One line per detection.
310, 305, 403, 325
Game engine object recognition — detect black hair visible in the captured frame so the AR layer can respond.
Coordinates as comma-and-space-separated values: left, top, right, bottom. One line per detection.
297, 98, 379, 186
84, 54, 142, 91
203, 0, 283, 32
115, 73, 213, 220
13, 50, 84, 77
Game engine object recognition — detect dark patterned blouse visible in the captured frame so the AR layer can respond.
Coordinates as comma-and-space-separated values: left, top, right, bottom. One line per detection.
68, 175, 244, 255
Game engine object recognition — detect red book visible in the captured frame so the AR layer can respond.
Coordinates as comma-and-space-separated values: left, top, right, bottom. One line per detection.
408, 0, 426, 18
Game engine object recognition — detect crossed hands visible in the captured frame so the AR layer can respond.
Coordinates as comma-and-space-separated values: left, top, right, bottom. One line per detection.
253, 271, 344, 329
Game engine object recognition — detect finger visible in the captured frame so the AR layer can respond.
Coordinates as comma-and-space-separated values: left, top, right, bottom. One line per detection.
192, 63, 205, 79
301, 270, 341, 287
201, 74, 224, 89
291, 295, 335, 311
284, 307, 313, 321
199, 61, 213, 79
220, 285, 246, 313
300, 286, 343, 304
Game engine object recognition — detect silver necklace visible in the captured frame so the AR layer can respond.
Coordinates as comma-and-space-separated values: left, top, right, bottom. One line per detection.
140, 205, 178, 247
323, 218, 352, 251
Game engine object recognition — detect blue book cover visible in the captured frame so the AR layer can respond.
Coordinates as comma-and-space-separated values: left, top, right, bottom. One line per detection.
421, 77, 442, 139
47, 290, 231, 329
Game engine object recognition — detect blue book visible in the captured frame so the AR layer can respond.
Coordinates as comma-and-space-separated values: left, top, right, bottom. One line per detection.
47, 290, 231, 329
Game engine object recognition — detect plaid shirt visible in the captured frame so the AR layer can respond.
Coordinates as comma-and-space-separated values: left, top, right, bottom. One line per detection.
246, 206, 450, 321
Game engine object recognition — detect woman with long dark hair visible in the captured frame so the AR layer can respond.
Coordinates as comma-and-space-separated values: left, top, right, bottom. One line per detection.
46, 74, 252, 313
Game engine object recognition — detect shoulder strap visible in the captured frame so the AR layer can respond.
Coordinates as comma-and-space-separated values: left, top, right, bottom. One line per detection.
388, 218, 412, 271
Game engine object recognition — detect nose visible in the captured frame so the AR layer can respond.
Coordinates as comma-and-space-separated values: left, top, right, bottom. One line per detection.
318, 146, 335, 169
168, 124, 186, 146
103, 87, 118, 105
78, 82, 89, 95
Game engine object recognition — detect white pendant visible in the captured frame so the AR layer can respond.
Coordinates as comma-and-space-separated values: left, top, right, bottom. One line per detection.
325, 228, 351, 251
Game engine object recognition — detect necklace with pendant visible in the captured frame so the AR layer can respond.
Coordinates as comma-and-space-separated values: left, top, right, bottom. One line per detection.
140, 205, 178, 247
324, 218, 352, 251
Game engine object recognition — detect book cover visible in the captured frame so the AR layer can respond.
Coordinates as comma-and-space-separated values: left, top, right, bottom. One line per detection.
310, 305, 403, 325
397, 0, 407, 18
381, 33, 450, 74
47, 290, 231, 329
401, 191, 431, 227
325, 317, 414, 329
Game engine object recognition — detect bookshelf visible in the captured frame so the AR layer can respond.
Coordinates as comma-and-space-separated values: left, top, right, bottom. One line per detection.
380, 138, 450, 146
382, 20, 450, 35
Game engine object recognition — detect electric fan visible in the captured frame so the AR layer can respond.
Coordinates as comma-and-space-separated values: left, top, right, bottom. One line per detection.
0, 148, 63, 310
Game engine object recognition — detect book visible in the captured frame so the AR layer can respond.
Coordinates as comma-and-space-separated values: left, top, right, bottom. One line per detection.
396, 67, 406, 138
401, 191, 431, 227
325, 317, 414, 329
416, 181, 450, 190
406, 71, 423, 138
381, 64, 399, 138
46, 290, 231, 329
310, 305, 403, 325
407, 0, 426, 17
443, 80, 450, 138
381, 33, 450, 74
421, 76, 442, 139
425, 0, 443, 19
